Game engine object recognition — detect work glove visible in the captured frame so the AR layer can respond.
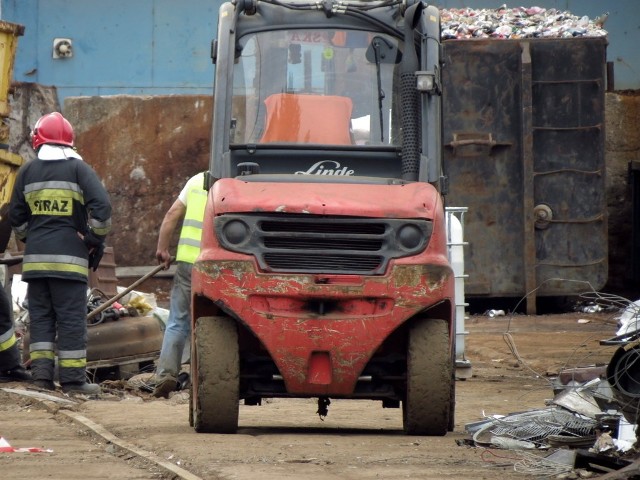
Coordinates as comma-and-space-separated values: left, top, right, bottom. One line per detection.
83, 230, 104, 248
88, 242, 105, 272
83, 230, 105, 271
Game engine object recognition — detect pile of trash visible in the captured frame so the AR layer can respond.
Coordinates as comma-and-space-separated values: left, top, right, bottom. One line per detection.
462, 370, 638, 476
461, 295, 640, 477
441, 5, 608, 40
11, 273, 172, 385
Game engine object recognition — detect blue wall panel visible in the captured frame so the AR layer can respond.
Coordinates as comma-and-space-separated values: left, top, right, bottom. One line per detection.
2, 0, 217, 103
1, 0, 638, 106
41, 1, 153, 87
153, 0, 218, 85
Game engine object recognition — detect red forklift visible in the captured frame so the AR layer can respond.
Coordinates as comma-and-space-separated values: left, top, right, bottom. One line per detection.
190, 0, 455, 435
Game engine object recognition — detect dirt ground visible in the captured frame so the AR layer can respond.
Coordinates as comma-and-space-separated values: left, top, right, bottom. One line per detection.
0, 310, 635, 480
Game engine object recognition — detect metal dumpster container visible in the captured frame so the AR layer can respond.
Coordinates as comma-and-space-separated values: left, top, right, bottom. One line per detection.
442, 36, 608, 310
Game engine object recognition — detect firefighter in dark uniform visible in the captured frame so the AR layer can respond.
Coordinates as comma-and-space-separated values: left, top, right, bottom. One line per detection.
0, 285, 31, 382
9, 112, 112, 394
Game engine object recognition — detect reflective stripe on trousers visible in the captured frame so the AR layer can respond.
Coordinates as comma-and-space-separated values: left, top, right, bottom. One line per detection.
0, 286, 21, 370
27, 278, 88, 384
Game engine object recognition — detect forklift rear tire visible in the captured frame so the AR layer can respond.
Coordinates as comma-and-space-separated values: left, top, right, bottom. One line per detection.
193, 316, 239, 433
403, 318, 452, 436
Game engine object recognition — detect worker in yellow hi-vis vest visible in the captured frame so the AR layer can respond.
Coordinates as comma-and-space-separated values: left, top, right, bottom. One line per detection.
152, 171, 207, 398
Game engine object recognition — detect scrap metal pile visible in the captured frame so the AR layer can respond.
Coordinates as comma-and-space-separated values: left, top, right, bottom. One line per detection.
461, 294, 640, 477
462, 362, 637, 476
441, 5, 608, 40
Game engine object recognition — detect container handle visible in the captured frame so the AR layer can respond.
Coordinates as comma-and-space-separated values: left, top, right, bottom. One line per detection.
445, 132, 511, 157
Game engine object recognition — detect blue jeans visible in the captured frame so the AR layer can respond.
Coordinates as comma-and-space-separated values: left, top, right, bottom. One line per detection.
155, 261, 192, 379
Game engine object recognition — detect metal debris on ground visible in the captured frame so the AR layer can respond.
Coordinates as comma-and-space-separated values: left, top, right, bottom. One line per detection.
464, 292, 640, 476
579, 303, 604, 314
512, 450, 575, 476
470, 407, 598, 449
479, 448, 574, 477
441, 6, 608, 40
551, 378, 608, 418
612, 299, 640, 340
574, 291, 637, 319
591, 431, 615, 454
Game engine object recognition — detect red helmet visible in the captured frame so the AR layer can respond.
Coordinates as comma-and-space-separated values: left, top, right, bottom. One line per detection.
31, 112, 74, 149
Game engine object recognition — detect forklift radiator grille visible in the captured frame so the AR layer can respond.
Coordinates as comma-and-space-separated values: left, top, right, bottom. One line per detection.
261, 219, 385, 273
215, 214, 431, 275
264, 252, 383, 271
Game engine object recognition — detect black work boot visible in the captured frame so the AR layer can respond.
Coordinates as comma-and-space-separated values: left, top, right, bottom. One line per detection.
0, 366, 33, 383
61, 382, 101, 395
33, 379, 56, 391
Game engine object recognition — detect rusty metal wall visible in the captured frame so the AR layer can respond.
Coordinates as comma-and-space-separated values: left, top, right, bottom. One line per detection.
64, 95, 212, 269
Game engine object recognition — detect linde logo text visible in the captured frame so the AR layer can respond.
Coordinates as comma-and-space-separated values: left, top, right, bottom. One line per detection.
295, 161, 355, 176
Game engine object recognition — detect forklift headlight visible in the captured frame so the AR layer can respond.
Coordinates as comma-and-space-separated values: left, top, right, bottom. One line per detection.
397, 223, 425, 251
221, 219, 250, 246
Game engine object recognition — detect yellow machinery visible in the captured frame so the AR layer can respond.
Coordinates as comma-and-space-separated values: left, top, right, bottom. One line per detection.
0, 20, 24, 253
